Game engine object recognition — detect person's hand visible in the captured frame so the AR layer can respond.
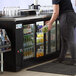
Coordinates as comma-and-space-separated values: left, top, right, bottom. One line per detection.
45, 20, 50, 24
45, 21, 52, 31
48, 23, 52, 31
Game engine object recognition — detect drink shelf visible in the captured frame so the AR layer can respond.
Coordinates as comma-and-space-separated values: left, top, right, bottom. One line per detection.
0, 44, 11, 49
23, 54, 34, 60
0, 49, 11, 53
37, 43, 44, 46
24, 33, 34, 35
23, 43, 34, 48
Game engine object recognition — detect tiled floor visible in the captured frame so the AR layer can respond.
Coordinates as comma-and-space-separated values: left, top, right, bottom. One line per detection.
0, 58, 76, 76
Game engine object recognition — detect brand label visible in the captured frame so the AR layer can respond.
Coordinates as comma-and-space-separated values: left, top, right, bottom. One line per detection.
16, 24, 22, 29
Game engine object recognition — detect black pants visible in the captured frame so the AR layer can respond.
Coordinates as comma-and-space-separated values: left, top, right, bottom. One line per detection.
59, 12, 76, 61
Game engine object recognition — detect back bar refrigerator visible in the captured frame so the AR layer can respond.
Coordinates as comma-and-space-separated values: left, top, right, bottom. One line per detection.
3, 20, 60, 72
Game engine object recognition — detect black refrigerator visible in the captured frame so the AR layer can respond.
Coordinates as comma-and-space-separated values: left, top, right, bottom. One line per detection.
3, 20, 60, 72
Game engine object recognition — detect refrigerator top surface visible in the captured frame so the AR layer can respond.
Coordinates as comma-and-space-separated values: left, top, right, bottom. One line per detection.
0, 14, 52, 22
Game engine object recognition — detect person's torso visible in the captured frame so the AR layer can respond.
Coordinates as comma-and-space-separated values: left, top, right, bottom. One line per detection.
59, 0, 74, 15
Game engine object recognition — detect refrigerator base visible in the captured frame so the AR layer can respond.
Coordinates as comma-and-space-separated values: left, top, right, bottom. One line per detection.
22, 51, 60, 69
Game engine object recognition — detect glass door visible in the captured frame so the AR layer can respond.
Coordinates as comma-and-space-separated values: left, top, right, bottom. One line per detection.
36, 21, 44, 58
45, 32, 49, 54
45, 21, 57, 54
23, 24, 35, 60
56, 20, 60, 51
50, 21, 56, 53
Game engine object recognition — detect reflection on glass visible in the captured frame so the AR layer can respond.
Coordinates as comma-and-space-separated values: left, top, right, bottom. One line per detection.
46, 32, 48, 54
51, 22, 56, 53
57, 21, 60, 51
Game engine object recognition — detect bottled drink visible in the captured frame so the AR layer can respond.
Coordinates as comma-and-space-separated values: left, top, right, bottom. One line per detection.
25, 35, 28, 47
1, 30, 5, 51
0, 37, 2, 45
30, 47, 32, 57
38, 25, 43, 29
40, 46, 44, 56
41, 25, 48, 33
26, 50, 27, 57
24, 49, 27, 56
36, 49, 40, 58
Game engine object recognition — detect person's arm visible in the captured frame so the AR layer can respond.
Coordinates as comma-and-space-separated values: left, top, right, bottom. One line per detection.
47, 4, 59, 31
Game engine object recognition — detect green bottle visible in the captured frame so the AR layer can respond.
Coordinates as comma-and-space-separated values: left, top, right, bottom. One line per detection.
41, 25, 48, 33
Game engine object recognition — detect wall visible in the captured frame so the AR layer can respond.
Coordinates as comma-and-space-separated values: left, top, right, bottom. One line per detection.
0, 0, 52, 11
38, 0, 52, 6
71, 0, 76, 12
0, 0, 33, 11
0, 0, 76, 12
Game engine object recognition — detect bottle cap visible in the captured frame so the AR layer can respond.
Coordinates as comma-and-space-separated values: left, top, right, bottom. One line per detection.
38, 25, 43, 29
